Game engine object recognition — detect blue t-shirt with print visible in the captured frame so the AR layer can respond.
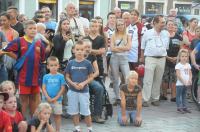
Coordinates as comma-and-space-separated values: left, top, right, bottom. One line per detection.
65, 59, 93, 93
42, 73, 66, 102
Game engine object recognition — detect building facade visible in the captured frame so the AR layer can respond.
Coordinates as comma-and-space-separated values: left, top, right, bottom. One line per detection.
0, 0, 111, 22
0, 0, 198, 23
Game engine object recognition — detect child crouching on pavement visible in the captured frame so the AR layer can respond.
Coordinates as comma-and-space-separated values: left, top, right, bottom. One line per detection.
0, 80, 22, 112
27, 102, 54, 132
4, 94, 27, 132
118, 71, 142, 127
65, 40, 94, 132
175, 49, 192, 114
42, 56, 65, 132
0, 92, 12, 132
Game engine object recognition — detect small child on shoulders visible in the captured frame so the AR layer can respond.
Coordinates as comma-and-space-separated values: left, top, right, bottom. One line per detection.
4, 94, 27, 132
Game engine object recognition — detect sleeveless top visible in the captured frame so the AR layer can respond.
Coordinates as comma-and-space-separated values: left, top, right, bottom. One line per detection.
5, 28, 15, 42
120, 84, 141, 111
113, 38, 128, 56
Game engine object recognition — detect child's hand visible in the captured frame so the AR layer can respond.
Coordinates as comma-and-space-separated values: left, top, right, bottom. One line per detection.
135, 116, 142, 126
121, 115, 127, 125
187, 80, 192, 86
51, 98, 57, 103
77, 82, 85, 90
46, 97, 53, 103
40, 119, 47, 126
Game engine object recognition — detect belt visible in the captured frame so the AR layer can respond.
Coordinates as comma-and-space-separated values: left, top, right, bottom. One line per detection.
149, 56, 165, 58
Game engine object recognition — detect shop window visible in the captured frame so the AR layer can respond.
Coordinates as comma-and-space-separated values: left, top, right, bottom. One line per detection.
175, 4, 191, 15
118, 1, 135, 12
145, 2, 164, 14
0, 0, 19, 12
194, 9, 199, 15
79, 1, 94, 20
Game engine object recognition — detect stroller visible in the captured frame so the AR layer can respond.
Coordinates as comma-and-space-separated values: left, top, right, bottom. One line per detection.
90, 76, 113, 120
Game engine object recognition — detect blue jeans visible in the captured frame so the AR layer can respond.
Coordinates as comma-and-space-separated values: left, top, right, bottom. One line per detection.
110, 54, 130, 99
89, 80, 104, 116
117, 108, 136, 126
0, 64, 8, 83
176, 85, 187, 108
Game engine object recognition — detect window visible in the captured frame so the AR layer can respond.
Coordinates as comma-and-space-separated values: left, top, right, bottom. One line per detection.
0, 0, 19, 12
79, 1, 94, 20
194, 9, 199, 15
118, 1, 135, 12
145, 2, 164, 14
175, 4, 191, 15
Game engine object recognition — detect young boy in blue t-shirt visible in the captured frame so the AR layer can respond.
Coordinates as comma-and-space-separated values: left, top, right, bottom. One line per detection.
65, 40, 94, 132
42, 56, 65, 132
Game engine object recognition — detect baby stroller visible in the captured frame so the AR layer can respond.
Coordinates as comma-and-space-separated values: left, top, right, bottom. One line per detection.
90, 76, 113, 120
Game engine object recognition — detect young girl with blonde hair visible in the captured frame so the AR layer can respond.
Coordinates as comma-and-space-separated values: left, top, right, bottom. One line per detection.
27, 103, 54, 132
175, 49, 192, 114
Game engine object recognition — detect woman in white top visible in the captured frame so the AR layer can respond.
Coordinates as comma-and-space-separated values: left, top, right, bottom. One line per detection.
110, 18, 131, 104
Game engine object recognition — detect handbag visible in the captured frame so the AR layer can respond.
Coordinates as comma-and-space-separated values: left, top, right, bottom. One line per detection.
14, 39, 37, 71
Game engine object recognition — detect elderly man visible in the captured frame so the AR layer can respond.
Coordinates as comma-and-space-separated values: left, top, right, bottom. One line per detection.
65, 2, 85, 40
141, 15, 170, 107
113, 7, 122, 18
122, 12, 131, 27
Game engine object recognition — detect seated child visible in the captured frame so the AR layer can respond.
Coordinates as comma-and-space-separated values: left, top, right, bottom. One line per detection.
0, 92, 12, 132
0, 80, 22, 112
4, 94, 27, 132
27, 102, 54, 132
42, 56, 65, 132
118, 71, 143, 127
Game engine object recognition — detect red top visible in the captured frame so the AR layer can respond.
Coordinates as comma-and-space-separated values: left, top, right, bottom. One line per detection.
0, 110, 12, 132
4, 37, 46, 86
9, 111, 24, 124
182, 30, 196, 50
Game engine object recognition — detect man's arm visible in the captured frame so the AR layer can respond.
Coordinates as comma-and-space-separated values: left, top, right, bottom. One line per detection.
136, 91, 142, 117
191, 48, 199, 70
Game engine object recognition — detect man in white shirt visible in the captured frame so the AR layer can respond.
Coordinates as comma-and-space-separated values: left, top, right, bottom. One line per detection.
65, 3, 85, 41
140, 15, 170, 107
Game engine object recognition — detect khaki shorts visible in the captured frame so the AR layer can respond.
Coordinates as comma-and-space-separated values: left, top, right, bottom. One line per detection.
50, 101, 63, 115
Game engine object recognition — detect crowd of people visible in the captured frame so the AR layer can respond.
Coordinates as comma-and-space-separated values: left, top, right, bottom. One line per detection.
0, 2, 200, 132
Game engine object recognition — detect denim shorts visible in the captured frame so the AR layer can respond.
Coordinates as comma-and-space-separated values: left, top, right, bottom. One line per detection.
67, 90, 90, 116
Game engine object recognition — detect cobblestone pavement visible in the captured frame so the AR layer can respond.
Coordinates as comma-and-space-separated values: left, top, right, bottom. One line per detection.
59, 78, 200, 132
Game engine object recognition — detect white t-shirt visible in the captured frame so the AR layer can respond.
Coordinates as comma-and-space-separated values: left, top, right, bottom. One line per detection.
175, 62, 191, 86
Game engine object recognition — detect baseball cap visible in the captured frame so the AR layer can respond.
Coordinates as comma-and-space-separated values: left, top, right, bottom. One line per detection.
0, 92, 9, 101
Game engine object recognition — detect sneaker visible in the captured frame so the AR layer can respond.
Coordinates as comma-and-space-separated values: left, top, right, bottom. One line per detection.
151, 101, 160, 106
159, 95, 167, 100
183, 108, 191, 113
170, 98, 176, 102
92, 116, 105, 124
142, 102, 149, 107
113, 99, 121, 106
177, 108, 185, 114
